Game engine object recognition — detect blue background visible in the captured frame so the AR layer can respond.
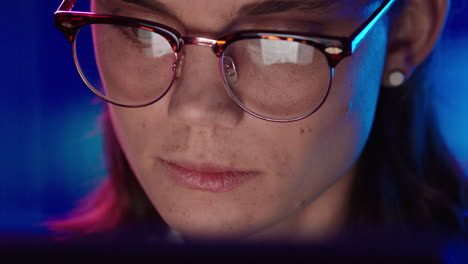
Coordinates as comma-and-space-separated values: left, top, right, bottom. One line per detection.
0, 1, 467, 233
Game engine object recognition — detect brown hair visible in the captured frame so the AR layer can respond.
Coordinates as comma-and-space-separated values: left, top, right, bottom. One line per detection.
345, 56, 467, 234
46, 111, 169, 239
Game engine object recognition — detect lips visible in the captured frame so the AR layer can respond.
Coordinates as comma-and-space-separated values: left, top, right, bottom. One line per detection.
160, 159, 258, 192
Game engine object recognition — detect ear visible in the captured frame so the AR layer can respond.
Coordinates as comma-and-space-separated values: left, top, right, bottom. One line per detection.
382, 0, 448, 86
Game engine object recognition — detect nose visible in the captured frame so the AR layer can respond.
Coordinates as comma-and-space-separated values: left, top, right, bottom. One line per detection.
167, 45, 244, 128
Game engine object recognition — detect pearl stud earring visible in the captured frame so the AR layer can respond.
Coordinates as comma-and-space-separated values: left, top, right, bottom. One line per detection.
388, 70, 406, 87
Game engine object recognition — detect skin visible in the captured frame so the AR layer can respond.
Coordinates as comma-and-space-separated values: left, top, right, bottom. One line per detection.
92, 0, 447, 242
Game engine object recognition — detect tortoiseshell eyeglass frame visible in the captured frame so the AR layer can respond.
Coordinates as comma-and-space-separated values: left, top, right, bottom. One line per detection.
54, 0, 397, 122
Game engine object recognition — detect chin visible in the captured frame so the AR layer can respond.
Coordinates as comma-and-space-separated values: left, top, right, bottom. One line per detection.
169, 220, 252, 242
159, 206, 261, 242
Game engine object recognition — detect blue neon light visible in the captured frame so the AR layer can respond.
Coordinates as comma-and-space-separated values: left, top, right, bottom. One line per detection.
351, 0, 397, 53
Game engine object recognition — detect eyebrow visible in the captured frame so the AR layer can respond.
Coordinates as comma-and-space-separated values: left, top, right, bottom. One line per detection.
237, 0, 348, 17
122, 0, 349, 18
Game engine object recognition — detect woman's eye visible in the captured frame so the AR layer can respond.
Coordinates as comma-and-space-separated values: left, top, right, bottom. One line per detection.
112, 25, 174, 57
112, 25, 153, 48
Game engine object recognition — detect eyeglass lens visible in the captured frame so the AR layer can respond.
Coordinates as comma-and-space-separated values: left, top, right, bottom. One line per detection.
75, 24, 332, 120
75, 24, 177, 106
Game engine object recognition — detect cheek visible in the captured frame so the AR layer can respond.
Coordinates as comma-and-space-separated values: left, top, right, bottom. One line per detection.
107, 102, 168, 177
280, 27, 387, 204
339, 24, 387, 134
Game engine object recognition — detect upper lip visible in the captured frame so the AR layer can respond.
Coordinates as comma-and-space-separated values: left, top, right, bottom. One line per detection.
160, 158, 257, 174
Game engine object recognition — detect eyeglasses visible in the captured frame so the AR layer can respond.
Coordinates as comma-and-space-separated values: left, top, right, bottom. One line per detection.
55, 0, 396, 122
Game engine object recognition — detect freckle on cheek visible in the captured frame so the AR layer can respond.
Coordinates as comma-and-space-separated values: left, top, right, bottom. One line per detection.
300, 128, 305, 135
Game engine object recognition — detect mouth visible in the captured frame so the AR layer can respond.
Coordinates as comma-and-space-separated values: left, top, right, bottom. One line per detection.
160, 158, 258, 193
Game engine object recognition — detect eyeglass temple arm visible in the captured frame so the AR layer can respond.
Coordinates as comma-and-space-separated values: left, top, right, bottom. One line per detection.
57, 0, 77, 12
55, 0, 79, 43
349, 0, 396, 53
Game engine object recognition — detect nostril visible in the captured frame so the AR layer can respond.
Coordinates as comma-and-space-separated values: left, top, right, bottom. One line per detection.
223, 56, 238, 84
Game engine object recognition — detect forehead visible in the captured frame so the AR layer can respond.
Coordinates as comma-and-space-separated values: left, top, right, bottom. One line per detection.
135, 0, 354, 15
117, 0, 364, 32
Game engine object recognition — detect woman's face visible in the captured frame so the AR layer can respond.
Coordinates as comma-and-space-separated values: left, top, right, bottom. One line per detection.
93, 0, 389, 241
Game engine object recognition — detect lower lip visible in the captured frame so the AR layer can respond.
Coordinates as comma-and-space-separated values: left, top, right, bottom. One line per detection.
162, 160, 256, 193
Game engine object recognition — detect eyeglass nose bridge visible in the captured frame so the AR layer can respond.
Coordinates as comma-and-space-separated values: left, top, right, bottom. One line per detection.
180, 37, 225, 56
